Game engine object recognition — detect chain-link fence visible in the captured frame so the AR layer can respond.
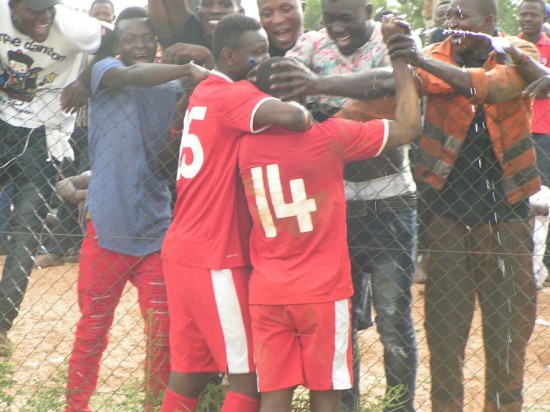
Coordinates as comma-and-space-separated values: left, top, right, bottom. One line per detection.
0, 87, 549, 412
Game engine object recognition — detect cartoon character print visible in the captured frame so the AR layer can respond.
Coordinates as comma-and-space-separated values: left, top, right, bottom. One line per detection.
0, 50, 43, 102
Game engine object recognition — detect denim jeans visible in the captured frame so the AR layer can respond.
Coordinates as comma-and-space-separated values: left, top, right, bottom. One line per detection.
0, 121, 56, 331
342, 199, 417, 412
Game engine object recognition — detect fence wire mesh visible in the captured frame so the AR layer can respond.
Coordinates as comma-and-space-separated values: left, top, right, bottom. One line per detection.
0, 80, 548, 412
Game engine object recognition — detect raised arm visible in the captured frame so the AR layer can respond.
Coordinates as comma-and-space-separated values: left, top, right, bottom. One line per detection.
148, 0, 189, 48
382, 20, 422, 150
387, 32, 475, 98
100, 62, 209, 89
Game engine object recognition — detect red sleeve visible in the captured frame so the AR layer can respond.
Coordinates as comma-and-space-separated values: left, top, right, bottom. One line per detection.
222, 81, 277, 133
320, 118, 387, 162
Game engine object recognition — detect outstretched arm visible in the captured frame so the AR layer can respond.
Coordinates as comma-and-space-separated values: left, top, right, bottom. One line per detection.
100, 62, 209, 89
265, 60, 395, 101
253, 100, 314, 132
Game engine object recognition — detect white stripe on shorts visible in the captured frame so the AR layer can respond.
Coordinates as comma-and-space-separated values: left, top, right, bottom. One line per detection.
333, 298, 352, 389
211, 269, 250, 374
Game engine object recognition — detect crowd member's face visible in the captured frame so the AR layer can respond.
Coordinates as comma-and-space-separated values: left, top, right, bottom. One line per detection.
519, 1, 546, 38
198, 0, 241, 39
322, 0, 369, 56
114, 19, 157, 66
446, 0, 494, 56
434, 2, 450, 27
227, 29, 269, 80
90, 2, 115, 23
9, 1, 56, 42
258, 0, 303, 52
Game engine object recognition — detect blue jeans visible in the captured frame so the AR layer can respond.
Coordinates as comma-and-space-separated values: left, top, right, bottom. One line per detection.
0, 121, 56, 332
343, 198, 417, 412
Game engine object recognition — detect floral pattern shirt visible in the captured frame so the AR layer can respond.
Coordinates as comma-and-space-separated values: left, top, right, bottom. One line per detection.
286, 23, 390, 109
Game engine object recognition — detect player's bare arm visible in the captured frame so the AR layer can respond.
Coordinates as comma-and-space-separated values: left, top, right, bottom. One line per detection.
253, 99, 314, 132
383, 18, 422, 151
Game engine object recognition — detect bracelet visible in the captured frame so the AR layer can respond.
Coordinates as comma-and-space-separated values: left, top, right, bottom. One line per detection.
170, 127, 183, 140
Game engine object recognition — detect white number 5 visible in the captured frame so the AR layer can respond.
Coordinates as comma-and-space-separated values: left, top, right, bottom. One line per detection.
177, 106, 207, 180
251, 164, 317, 238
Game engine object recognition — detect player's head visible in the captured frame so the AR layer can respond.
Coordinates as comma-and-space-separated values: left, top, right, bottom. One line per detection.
113, 7, 157, 66
519, 0, 547, 37
321, 0, 373, 56
90, 0, 115, 23
197, 0, 242, 40
212, 14, 269, 81
253, 56, 306, 103
9, 0, 59, 43
447, 0, 497, 55
434, 1, 450, 27
257, 0, 304, 53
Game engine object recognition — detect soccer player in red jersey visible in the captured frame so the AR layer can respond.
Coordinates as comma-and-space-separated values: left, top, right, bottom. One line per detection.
160, 14, 313, 412
237, 19, 421, 412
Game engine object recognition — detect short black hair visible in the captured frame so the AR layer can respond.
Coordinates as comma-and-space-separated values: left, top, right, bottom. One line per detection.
254, 56, 292, 98
114, 6, 150, 39
520, 0, 548, 16
477, 0, 498, 19
211, 14, 262, 61
90, 0, 114, 12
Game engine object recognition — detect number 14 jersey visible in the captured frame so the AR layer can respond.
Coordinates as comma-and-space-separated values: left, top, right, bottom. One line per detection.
239, 118, 388, 305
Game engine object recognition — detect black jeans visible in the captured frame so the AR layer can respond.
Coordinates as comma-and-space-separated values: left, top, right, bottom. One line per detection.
0, 120, 57, 331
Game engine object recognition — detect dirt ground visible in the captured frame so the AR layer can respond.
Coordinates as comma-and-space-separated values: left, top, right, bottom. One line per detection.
4, 259, 550, 411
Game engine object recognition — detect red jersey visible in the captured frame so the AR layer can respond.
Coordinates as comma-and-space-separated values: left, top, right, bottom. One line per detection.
162, 71, 276, 269
519, 32, 550, 134
239, 117, 388, 305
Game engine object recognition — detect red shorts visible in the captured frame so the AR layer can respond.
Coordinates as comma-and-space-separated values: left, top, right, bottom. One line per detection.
250, 299, 353, 392
163, 261, 255, 374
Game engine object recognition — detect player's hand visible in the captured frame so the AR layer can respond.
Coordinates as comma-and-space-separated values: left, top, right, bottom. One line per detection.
261, 58, 320, 101
61, 78, 89, 114
182, 62, 210, 82
161, 43, 215, 69
523, 75, 550, 98
386, 33, 421, 65
381, 15, 410, 42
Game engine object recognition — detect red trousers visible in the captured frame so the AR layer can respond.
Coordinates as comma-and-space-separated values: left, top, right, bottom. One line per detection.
65, 222, 170, 411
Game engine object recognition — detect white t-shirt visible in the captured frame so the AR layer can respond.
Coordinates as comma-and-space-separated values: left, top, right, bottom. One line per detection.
0, 4, 102, 133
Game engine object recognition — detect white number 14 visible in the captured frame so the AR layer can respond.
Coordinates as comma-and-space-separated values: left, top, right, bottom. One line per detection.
250, 164, 317, 239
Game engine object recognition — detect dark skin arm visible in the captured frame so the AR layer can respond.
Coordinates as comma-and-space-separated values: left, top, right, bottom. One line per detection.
497, 43, 550, 98
99, 62, 209, 89
263, 59, 396, 101
387, 32, 476, 98
161, 43, 215, 69
253, 99, 314, 132
148, 0, 189, 48
61, 27, 116, 113
381, 19, 422, 150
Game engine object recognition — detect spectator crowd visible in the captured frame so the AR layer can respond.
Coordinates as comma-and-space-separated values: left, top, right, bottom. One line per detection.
0, 0, 549, 411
